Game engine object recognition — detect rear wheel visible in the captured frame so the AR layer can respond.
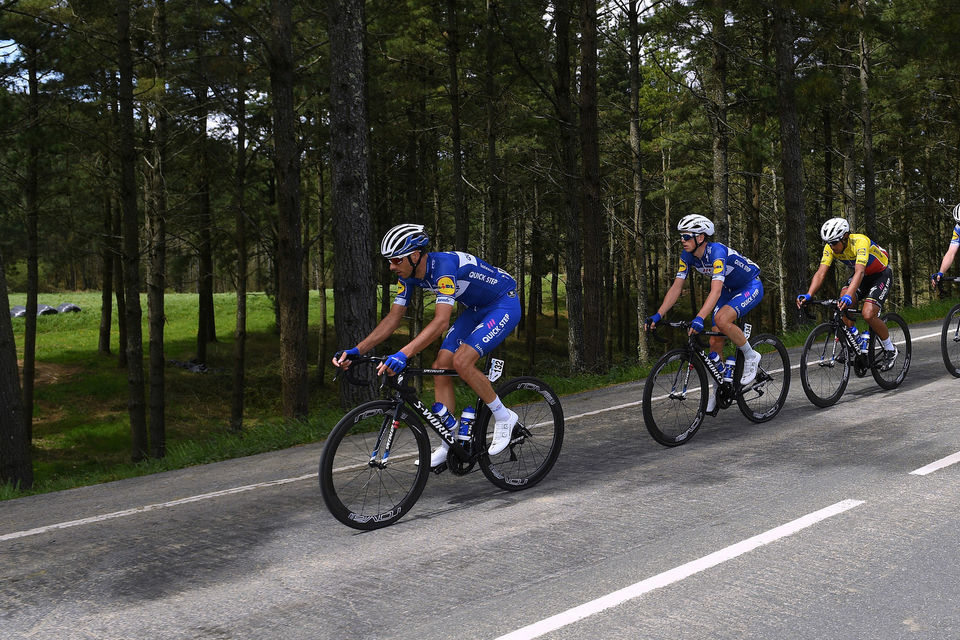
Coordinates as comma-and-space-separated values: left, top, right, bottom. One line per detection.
478, 377, 564, 491
940, 303, 960, 377
736, 333, 791, 423
319, 400, 430, 530
870, 312, 911, 389
642, 349, 708, 446
800, 322, 850, 408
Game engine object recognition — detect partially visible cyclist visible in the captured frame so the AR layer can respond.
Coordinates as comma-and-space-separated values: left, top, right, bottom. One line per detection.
644, 214, 764, 412
931, 203, 960, 288
797, 217, 898, 370
331, 223, 522, 468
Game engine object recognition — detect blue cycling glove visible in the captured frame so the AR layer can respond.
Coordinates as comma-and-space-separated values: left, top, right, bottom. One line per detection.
797, 293, 810, 305
335, 347, 360, 363
932, 272, 944, 283
383, 351, 408, 374
646, 312, 662, 328
690, 316, 705, 333
839, 294, 853, 307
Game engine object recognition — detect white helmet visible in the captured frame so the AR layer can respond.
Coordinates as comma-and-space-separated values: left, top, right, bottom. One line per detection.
952, 203, 960, 224
677, 214, 715, 236
820, 217, 850, 243
380, 223, 429, 258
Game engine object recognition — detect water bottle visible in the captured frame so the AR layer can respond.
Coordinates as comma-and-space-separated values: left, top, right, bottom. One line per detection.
458, 406, 475, 441
431, 402, 458, 436
848, 325, 859, 348
707, 351, 722, 377
860, 330, 870, 354
723, 356, 736, 383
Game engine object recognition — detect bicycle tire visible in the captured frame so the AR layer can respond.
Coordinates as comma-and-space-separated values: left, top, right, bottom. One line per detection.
800, 322, 850, 408
478, 377, 564, 491
736, 333, 791, 423
319, 400, 431, 530
870, 312, 911, 389
642, 348, 708, 446
941, 303, 960, 377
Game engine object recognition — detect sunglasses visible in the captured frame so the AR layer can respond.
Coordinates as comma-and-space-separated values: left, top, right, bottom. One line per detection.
680, 233, 696, 241
388, 256, 406, 265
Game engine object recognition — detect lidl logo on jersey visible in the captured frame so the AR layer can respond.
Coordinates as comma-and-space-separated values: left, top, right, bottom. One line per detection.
678, 258, 687, 273
437, 276, 456, 296
396, 281, 406, 296
712, 259, 724, 275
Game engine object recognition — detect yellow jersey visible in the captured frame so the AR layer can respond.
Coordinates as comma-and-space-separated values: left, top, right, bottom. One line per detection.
820, 233, 889, 275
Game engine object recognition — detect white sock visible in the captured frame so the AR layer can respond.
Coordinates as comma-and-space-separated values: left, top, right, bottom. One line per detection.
738, 342, 758, 358
881, 337, 894, 350
486, 397, 511, 421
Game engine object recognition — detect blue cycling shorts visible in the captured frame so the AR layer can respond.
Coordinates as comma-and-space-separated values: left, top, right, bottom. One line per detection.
712, 278, 764, 323
440, 292, 521, 357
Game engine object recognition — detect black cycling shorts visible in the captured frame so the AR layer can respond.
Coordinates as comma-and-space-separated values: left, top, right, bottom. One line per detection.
845, 267, 892, 311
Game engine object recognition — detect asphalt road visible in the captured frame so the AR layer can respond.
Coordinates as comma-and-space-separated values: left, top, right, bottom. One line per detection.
2, 318, 959, 640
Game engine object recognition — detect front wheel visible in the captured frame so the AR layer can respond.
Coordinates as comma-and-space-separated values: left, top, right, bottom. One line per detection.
736, 333, 791, 423
940, 303, 960, 377
478, 377, 564, 491
800, 322, 850, 408
319, 400, 431, 530
642, 349, 708, 446
870, 312, 911, 389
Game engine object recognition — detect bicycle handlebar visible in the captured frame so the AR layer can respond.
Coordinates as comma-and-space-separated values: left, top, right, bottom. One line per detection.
332, 354, 385, 386
647, 320, 723, 346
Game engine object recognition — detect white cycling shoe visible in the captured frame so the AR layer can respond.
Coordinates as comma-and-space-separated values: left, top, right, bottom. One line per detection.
740, 351, 762, 385
428, 442, 450, 468
706, 388, 717, 413
488, 409, 518, 456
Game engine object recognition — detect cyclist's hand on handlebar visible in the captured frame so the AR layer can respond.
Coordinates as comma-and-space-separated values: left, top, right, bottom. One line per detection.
688, 316, 704, 335
644, 312, 662, 331
838, 294, 852, 310
332, 347, 360, 369
796, 293, 810, 309
932, 272, 944, 287
378, 351, 408, 376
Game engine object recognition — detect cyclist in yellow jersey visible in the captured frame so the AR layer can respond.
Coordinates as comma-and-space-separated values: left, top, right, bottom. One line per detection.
797, 217, 899, 371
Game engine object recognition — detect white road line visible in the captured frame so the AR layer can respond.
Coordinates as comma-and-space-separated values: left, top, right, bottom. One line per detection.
910, 451, 960, 476
495, 499, 865, 640
0, 473, 316, 542
0, 328, 940, 542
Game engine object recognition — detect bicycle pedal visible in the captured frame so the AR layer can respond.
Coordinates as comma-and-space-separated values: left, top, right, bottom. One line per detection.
430, 462, 448, 475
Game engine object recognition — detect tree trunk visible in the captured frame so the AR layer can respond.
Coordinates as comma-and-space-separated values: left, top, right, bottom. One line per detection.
118, 0, 148, 461
858, 0, 877, 239
0, 248, 32, 489
771, 4, 808, 330
555, 0, 584, 372
22, 45, 40, 444
445, 0, 468, 251
628, 0, 648, 363
270, 0, 309, 418
328, 0, 377, 407
231, 25, 248, 432
580, 0, 605, 373
484, 1, 503, 265
709, 0, 730, 244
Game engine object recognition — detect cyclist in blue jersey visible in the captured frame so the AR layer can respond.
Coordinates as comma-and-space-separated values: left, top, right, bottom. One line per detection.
644, 214, 764, 412
931, 203, 960, 287
332, 223, 521, 467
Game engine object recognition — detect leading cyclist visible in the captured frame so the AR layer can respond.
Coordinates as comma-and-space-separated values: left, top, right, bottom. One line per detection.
931, 203, 960, 288
332, 223, 521, 468
797, 217, 898, 370
644, 214, 764, 413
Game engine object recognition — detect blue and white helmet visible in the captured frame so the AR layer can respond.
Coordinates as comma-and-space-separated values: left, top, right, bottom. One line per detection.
952, 203, 960, 224
381, 223, 429, 258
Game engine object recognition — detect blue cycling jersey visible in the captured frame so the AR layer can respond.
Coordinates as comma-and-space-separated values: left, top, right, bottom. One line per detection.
393, 251, 517, 310
675, 242, 760, 291
950, 224, 960, 247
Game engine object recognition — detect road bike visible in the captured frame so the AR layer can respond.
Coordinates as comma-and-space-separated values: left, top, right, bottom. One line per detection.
643, 321, 790, 446
798, 299, 911, 407
320, 354, 564, 530
938, 277, 960, 377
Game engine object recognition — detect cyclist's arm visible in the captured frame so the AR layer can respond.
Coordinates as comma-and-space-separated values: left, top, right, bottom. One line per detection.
355, 303, 407, 354
843, 263, 867, 306
801, 263, 831, 306
397, 302, 454, 358
654, 277, 686, 319
698, 279, 724, 323
938, 244, 959, 276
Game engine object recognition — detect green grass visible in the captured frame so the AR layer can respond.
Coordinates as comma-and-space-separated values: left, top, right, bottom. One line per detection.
2, 287, 955, 500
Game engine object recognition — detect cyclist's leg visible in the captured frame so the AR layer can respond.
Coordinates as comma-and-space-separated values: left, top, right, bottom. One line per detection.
432, 348, 457, 411
716, 279, 764, 383
860, 270, 892, 342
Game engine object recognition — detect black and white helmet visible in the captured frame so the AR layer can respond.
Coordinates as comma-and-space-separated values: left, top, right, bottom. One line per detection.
380, 223, 430, 258
677, 214, 715, 236
952, 203, 960, 224
820, 217, 850, 243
